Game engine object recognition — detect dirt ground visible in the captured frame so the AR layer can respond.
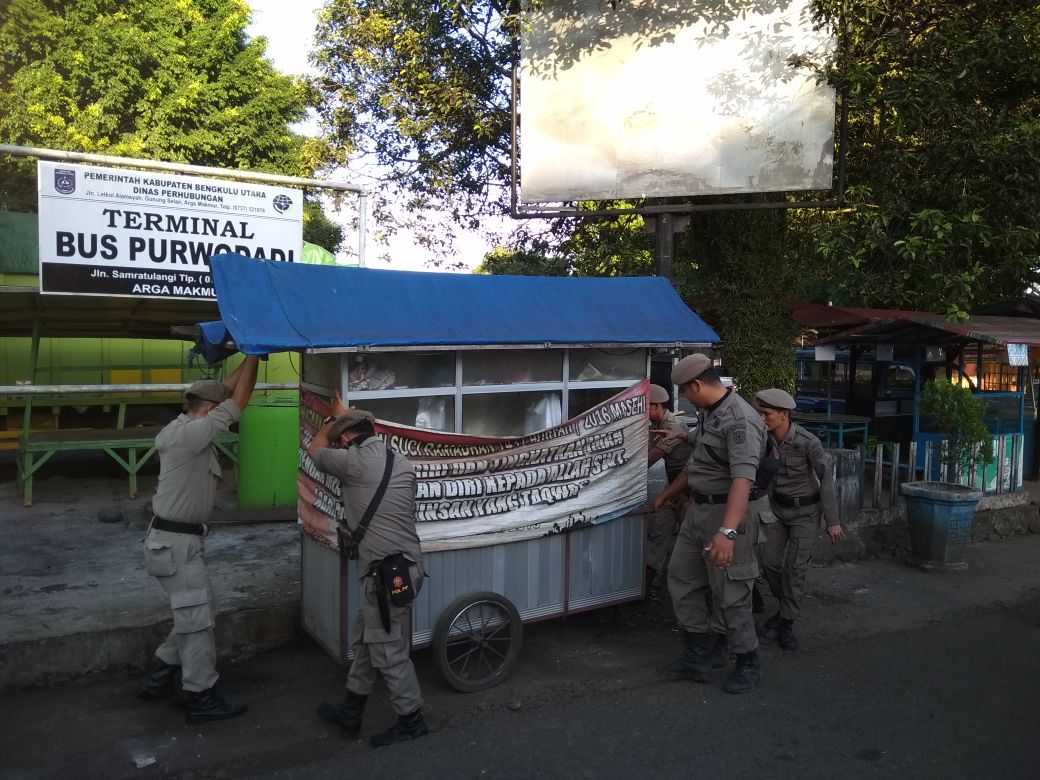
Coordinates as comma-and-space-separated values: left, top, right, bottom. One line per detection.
3, 450, 1040, 778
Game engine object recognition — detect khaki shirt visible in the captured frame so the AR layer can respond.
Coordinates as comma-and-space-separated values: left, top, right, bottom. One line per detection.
773, 422, 840, 527
651, 411, 692, 478
312, 436, 423, 571
152, 399, 240, 524
686, 390, 766, 496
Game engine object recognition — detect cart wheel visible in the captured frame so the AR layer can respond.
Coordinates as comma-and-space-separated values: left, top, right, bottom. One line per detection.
432, 591, 523, 693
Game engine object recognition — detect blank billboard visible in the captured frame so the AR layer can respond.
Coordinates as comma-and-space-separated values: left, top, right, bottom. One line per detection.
519, 0, 836, 203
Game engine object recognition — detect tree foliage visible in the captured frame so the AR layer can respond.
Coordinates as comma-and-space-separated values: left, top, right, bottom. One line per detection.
808, 0, 1040, 318
675, 209, 803, 397
312, 0, 515, 258
312, 0, 1040, 385
0, 0, 341, 252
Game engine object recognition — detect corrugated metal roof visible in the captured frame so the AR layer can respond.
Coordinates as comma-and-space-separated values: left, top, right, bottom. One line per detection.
815, 311, 1040, 347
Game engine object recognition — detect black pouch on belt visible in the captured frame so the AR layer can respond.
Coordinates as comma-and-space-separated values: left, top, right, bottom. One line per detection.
377, 552, 416, 608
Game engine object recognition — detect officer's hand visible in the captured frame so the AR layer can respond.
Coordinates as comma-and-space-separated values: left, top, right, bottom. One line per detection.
651, 429, 683, 442
826, 524, 846, 543
331, 390, 348, 417
336, 524, 357, 559
706, 534, 734, 568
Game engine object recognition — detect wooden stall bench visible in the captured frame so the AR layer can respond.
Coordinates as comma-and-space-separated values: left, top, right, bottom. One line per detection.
3, 381, 293, 507
16, 426, 239, 507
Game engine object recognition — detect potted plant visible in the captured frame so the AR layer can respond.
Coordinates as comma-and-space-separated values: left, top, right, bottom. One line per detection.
900, 380, 994, 571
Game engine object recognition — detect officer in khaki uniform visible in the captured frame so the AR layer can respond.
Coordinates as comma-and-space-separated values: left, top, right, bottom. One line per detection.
754, 389, 845, 651
645, 384, 692, 596
310, 398, 428, 748
651, 355, 768, 694
137, 355, 259, 723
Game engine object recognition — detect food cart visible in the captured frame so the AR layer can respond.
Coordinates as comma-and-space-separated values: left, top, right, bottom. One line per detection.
206, 254, 717, 691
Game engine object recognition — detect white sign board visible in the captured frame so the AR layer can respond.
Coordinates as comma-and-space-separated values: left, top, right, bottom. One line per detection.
37, 161, 303, 299
520, 0, 836, 202
1007, 343, 1028, 366
814, 345, 836, 362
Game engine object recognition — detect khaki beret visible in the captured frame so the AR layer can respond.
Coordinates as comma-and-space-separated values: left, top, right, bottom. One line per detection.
671, 354, 711, 386
328, 408, 375, 439
755, 388, 797, 411
184, 379, 230, 403
648, 384, 670, 404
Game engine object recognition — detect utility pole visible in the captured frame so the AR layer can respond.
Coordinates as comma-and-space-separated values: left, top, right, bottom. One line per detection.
645, 213, 690, 279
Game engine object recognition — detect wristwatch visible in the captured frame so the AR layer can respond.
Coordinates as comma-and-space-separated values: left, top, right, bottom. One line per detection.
717, 527, 738, 541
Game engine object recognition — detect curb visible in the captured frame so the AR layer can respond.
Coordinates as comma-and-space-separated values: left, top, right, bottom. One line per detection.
0, 602, 301, 690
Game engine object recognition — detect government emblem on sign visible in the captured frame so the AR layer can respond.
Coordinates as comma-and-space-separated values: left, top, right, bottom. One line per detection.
272, 193, 292, 213
54, 169, 76, 195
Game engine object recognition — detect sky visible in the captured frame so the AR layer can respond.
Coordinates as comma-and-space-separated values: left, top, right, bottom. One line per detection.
246, 0, 492, 273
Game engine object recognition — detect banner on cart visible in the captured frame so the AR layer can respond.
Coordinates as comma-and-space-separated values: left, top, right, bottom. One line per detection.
37, 161, 302, 299
298, 381, 650, 551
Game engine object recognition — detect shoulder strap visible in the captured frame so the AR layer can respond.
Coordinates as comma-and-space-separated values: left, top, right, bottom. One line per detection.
348, 449, 395, 544
755, 435, 781, 490
703, 428, 780, 490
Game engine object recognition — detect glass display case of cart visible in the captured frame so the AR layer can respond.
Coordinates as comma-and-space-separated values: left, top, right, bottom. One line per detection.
302, 347, 651, 437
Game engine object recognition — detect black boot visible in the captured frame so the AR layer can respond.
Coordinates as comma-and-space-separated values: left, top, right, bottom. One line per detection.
137, 656, 181, 701
751, 583, 765, 614
723, 650, 762, 694
317, 690, 367, 737
657, 632, 714, 682
369, 709, 428, 748
644, 566, 660, 601
762, 611, 781, 640
185, 688, 248, 724
778, 619, 800, 651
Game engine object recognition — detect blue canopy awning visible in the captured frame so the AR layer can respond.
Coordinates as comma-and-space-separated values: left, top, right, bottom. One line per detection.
208, 254, 718, 354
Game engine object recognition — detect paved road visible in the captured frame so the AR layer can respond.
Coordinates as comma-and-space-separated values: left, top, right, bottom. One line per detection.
2, 599, 1038, 780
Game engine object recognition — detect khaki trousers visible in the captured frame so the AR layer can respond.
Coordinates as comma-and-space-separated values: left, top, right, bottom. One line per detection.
346, 564, 425, 716
645, 498, 684, 584
667, 498, 765, 654
144, 530, 218, 692
762, 505, 819, 620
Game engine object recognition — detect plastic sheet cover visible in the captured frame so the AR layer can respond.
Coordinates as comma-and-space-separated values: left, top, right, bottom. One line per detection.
207, 253, 718, 354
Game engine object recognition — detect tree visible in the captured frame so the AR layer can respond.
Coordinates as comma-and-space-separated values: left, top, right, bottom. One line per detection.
474, 247, 570, 276
808, 0, 1040, 318
308, 2, 812, 392
312, 0, 1040, 389
676, 208, 803, 396
312, 0, 515, 257
303, 200, 346, 256
0, 0, 342, 253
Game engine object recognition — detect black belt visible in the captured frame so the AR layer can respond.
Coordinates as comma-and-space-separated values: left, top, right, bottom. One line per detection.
693, 489, 766, 505
692, 492, 728, 505
773, 492, 821, 508
151, 517, 204, 535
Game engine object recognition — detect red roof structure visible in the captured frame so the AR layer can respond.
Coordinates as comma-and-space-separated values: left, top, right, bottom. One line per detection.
789, 302, 1040, 348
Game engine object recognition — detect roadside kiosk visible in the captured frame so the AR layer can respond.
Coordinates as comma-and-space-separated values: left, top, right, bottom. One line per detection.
205, 253, 717, 691
809, 309, 1040, 491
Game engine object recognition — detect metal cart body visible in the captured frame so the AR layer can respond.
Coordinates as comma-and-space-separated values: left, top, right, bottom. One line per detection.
302, 508, 644, 657
200, 256, 716, 690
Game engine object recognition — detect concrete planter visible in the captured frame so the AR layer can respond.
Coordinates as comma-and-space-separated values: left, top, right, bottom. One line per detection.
900, 481, 983, 571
